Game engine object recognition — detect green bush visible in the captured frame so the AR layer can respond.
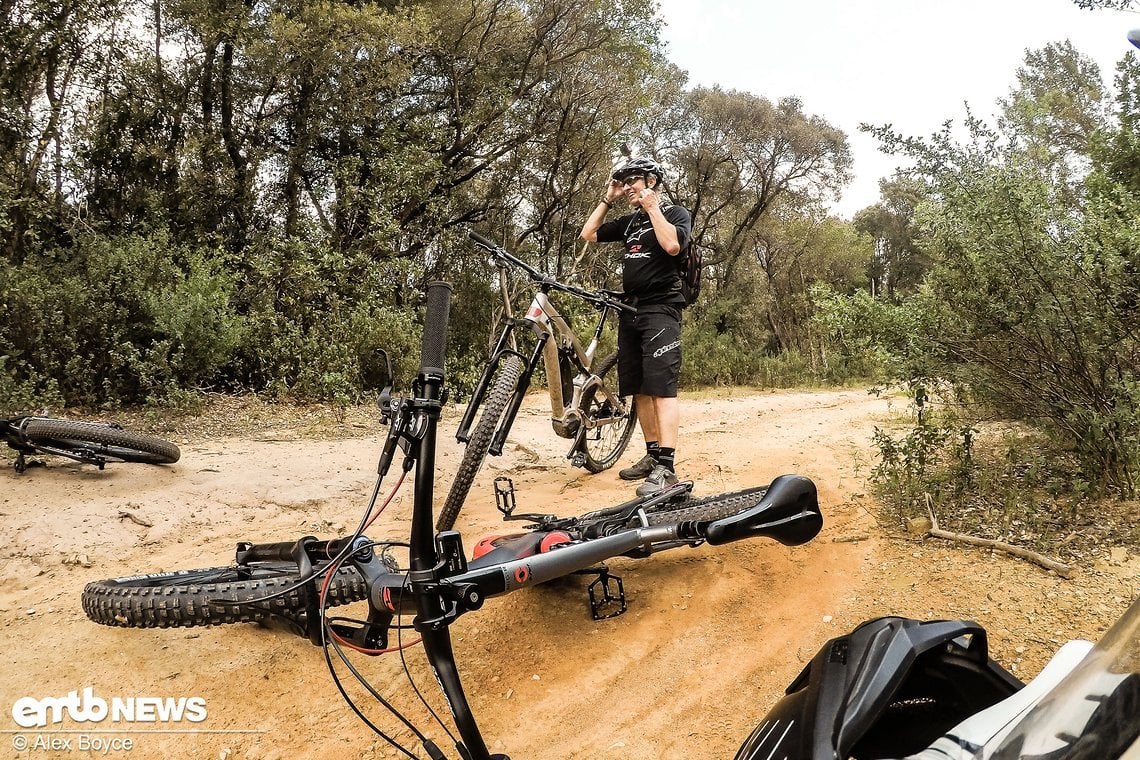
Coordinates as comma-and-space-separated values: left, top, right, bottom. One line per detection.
869, 384, 1137, 558
0, 231, 244, 407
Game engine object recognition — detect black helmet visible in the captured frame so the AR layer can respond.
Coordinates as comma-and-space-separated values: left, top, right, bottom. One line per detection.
612, 157, 663, 185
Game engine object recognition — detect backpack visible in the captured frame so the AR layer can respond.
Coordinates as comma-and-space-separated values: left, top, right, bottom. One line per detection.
678, 236, 702, 307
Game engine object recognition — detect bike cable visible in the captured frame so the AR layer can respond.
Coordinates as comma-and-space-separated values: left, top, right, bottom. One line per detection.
318, 540, 453, 760
396, 604, 462, 753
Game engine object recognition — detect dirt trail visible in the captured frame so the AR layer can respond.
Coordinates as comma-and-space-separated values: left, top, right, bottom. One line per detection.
1, 388, 1136, 759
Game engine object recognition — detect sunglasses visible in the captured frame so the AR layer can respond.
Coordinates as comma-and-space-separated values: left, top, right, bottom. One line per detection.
618, 175, 647, 188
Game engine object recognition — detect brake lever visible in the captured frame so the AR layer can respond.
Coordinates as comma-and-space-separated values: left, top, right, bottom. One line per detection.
377, 398, 412, 477
375, 349, 395, 422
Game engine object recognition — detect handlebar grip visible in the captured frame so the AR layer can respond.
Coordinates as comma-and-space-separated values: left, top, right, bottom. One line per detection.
420, 282, 453, 378
467, 230, 499, 251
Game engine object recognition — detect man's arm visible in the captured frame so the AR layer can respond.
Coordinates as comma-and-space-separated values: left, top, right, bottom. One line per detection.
640, 189, 684, 256
580, 180, 623, 242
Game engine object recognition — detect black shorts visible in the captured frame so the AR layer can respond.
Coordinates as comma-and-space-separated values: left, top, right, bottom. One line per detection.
617, 305, 682, 398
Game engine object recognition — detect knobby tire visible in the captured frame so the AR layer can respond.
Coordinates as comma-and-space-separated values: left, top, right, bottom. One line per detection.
82, 563, 367, 629
575, 352, 637, 473
437, 353, 523, 531
644, 486, 770, 526
25, 419, 180, 465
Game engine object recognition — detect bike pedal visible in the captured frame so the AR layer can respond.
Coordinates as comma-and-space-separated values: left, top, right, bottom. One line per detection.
587, 570, 626, 620
494, 477, 517, 517
569, 451, 587, 468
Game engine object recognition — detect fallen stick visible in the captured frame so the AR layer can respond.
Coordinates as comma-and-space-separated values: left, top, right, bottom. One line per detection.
117, 509, 154, 528
924, 497, 1073, 579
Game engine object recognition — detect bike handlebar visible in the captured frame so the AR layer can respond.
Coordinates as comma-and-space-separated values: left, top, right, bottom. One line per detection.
466, 230, 635, 313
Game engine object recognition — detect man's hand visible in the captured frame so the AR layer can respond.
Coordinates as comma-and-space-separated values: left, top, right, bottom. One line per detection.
606, 179, 623, 203
639, 187, 660, 212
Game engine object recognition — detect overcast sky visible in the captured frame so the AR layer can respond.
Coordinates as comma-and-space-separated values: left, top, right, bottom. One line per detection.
653, 0, 1140, 217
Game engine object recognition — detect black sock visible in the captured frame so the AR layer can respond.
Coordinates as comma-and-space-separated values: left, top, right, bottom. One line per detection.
656, 447, 675, 472
646, 441, 660, 461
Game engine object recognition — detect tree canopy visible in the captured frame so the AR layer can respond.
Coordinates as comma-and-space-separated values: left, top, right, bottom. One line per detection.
0, 0, 855, 407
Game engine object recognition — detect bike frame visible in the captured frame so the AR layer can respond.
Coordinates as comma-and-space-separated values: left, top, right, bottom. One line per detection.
458, 233, 634, 461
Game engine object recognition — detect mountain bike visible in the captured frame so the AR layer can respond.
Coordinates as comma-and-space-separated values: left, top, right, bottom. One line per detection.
2, 415, 180, 473
80, 471, 817, 632
437, 231, 638, 531
80, 282, 825, 759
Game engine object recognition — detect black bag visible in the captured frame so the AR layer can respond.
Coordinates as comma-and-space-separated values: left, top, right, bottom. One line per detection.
678, 236, 702, 307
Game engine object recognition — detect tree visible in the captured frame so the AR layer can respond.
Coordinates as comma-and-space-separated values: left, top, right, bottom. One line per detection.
1072, 0, 1137, 8
753, 211, 870, 355
1101, 51, 1140, 193
652, 86, 853, 296
852, 176, 928, 298
863, 44, 1140, 494
0, 0, 123, 262
998, 40, 1108, 194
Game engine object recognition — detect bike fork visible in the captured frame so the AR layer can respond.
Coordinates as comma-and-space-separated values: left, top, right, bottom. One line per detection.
456, 324, 518, 442
489, 333, 547, 456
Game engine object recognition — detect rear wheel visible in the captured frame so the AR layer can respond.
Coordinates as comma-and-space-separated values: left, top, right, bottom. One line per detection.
24, 419, 180, 465
575, 352, 637, 473
645, 486, 769, 525
81, 563, 366, 629
438, 353, 523, 531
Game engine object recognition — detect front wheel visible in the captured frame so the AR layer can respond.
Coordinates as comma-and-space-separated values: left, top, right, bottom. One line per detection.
438, 353, 523, 531
81, 563, 367, 629
574, 352, 637, 473
24, 418, 180, 465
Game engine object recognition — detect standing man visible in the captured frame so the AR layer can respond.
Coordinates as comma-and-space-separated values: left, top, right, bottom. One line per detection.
580, 157, 691, 496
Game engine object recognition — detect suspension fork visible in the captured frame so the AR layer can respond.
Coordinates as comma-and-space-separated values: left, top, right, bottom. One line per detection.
457, 322, 520, 442
488, 329, 548, 456
409, 283, 502, 760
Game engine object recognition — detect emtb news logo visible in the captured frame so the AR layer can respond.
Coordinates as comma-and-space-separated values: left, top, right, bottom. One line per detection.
11, 688, 207, 728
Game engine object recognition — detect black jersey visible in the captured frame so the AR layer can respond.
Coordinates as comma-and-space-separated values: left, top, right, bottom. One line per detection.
596, 203, 691, 307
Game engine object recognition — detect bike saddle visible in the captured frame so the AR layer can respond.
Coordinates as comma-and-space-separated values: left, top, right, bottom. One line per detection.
705, 474, 823, 547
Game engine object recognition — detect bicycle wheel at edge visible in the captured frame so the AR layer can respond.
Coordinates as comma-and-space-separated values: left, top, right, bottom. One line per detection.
575, 351, 637, 473
437, 352, 523, 532
24, 419, 180, 464
81, 563, 367, 629
644, 485, 770, 525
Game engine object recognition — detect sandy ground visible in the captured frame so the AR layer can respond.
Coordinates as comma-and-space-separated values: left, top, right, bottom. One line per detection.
1, 388, 1138, 759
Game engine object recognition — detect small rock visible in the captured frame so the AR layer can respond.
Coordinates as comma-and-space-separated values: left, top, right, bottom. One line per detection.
905, 516, 933, 536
